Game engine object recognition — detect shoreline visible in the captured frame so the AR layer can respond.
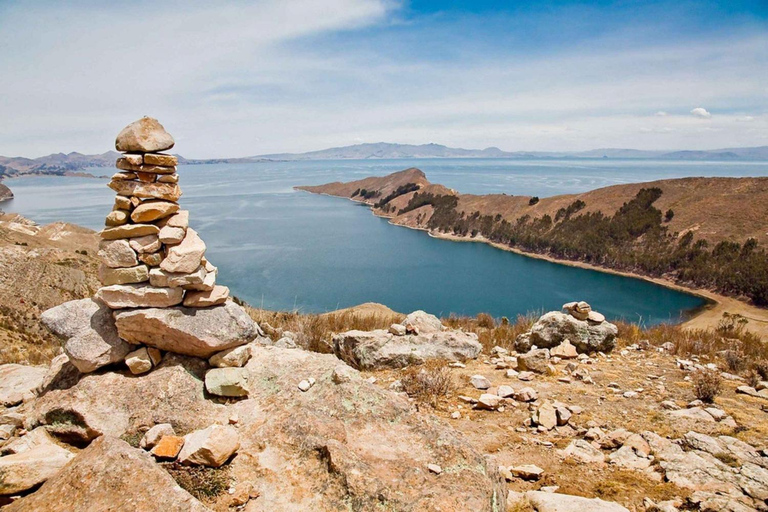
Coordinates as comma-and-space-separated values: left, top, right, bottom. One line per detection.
341, 195, 768, 336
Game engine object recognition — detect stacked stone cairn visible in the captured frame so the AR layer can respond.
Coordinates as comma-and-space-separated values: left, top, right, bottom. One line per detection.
97, 117, 229, 309
40, 117, 261, 377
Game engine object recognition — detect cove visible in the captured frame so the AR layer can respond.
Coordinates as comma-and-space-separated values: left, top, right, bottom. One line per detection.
0, 160, 712, 325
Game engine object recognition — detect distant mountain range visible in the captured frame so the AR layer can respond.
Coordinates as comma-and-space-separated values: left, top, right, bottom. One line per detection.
256, 143, 768, 161
1, 143, 766, 178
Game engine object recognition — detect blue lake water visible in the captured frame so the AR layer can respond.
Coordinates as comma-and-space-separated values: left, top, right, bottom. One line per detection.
5, 158, 768, 324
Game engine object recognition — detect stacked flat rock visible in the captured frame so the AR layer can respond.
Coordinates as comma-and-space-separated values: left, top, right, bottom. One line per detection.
96, 117, 229, 309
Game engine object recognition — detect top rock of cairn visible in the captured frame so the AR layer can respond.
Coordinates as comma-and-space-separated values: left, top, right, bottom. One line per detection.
115, 116, 175, 153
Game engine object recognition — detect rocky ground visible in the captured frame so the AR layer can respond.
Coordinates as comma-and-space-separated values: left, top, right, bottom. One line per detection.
0, 210, 766, 510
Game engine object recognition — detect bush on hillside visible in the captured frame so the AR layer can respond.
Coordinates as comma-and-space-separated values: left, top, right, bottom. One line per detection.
692, 368, 722, 403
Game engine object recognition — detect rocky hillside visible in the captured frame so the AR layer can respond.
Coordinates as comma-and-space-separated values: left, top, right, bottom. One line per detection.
0, 184, 12, 202
299, 169, 768, 306
0, 213, 100, 365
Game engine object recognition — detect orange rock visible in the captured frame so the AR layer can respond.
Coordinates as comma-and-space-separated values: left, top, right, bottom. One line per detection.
151, 435, 184, 460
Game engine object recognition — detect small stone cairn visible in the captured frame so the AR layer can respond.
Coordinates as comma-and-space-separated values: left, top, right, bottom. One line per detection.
96, 117, 229, 309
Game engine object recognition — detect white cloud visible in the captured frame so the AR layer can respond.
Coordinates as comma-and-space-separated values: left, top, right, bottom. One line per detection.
0, 2, 765, 156
655, 111, 669, 116
690, 107, 712, 119
736, 116, 755, 122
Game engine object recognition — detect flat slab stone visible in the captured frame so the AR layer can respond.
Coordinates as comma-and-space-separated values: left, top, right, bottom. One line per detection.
95, 284, 184, 309
108, 180, 181, 202
184, 286, 229, 307
144, 153, 178, 166
131, 200, 180, 223
115, 116, 175, 153
98, 264, 149, 286
113, 302, 258, 357
98, 239, 138, 268
149, 266, 206, 288
100, 223, 159, 240
0, 364, 47, 406
160, 228, 206, 273
41, 298, 131, 373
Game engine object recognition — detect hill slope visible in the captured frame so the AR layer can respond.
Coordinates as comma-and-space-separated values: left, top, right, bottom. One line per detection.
299, 170, 768, 306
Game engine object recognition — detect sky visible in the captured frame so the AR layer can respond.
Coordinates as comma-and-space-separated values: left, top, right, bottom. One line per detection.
0, 0, 766, 158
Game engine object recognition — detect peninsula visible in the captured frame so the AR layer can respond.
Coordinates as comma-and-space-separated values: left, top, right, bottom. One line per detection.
298, 169, 768, 334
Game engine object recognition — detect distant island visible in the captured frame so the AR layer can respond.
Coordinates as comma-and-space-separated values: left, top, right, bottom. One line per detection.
2, 143, 767, 180
298, 169, 768, 333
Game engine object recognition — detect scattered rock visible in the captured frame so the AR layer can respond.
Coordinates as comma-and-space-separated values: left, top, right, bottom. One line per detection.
509, 464, 544, 481
560, 439, 605, 464
533, 401, 558, 430
151, 435, 185, 460
550, 340, 578, 359
470, 375, 492, 390
514, 387, 538, 402
140, 423, 175, 450
476, 393, 501, 410
178, 424, 240, 467
428, 463, 443, 474
205, 368, 250, 397
0, 443, 75, 495
388, 323, 407, 336
0, 364, 47, 406
209, 344, 251, 368
517, 348, 551, 374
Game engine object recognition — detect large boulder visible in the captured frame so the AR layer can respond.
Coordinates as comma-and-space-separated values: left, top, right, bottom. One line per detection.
228, 346, 505, 510
114, 302, 259, 358
20, 354, 227, 441
4, 437, 209, 512
403, 310, 443, 334
0, 443, 75, 495
333, 329, 482, 369
18, 345, 505, 510
115, 116, 175, 153
0, 364, 47, 406
41, 298, 131, 373
515, 311, 617, 354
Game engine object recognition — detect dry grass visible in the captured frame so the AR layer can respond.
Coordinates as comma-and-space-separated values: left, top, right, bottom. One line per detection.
616, 316, 768, 364
162, 462, 231, 503
246, 306, 403, 353
399, 360, 456, 407
442, 312, 538, 352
